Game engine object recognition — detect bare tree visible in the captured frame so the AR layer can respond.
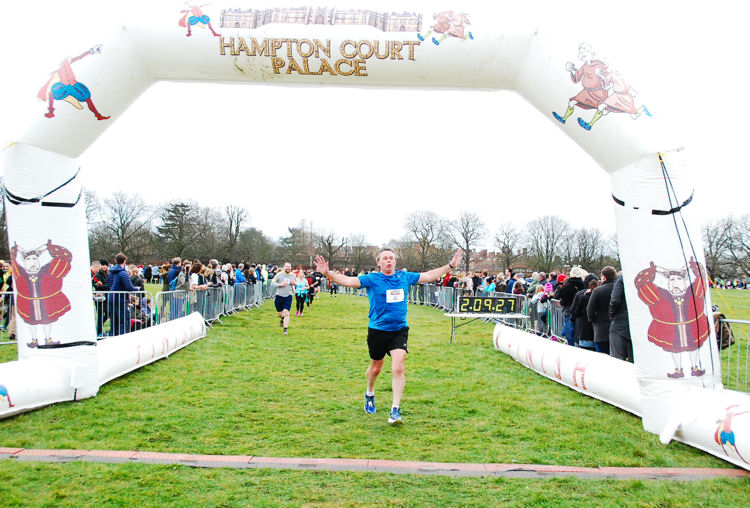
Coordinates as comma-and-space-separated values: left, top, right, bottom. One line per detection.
549, 227, 606, 273
224, 205, 248, 256
556, 229, 577, 269
84, 189, 101, 227
494, 222, 522, 271
193, 206, 224, 261
727, 214, 750, 276
93, 191, 152, 261
449, 211, 486, 271
403, 210, 448, 272
525, 215, 570, 272
703, 217, 733, 278
394, 237, 419, 271
316, 232, 347, 268
347, 233, 372, 272
573, 227, 606, 271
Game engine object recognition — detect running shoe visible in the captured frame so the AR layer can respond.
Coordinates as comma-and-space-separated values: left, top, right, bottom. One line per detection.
388, 407, 403, 425
283, 328, 288, 335
364, 394, 376, 414
280, 317, 283, 327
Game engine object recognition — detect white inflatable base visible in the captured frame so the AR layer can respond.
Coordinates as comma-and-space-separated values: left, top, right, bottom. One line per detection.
493, 324, 750, 471
98, 312, 207, 385
0, 313, 206, 419
0, 357, 81, 419
493, 323, 642, 415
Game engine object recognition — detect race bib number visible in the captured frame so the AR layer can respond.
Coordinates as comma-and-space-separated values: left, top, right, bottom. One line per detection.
386, 289, 404, 303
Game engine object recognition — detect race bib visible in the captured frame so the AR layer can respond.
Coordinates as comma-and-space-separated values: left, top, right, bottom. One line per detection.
386, 289, 404, 303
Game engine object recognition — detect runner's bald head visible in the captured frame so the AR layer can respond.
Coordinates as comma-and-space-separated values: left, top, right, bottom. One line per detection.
375, 248, 396, 263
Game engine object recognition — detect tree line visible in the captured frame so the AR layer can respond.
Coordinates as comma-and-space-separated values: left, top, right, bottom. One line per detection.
0, 191, 745, 277
702, 215, 750, 279
81, 193, 622, 274
81, 191, 373, 269
396, 210, 621, 275
399, 211, 749, 278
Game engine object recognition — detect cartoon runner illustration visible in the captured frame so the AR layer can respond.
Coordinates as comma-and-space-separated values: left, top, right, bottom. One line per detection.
634, 258, 711, 379
552, 43, 608, 125
179, 3, 221, 38
0, 384, 12, 409
417, 11, 473, 45
11, 240, 73, 348
577, 68, 652, 130
37, 45, 110, 121
715, 404, 750, 464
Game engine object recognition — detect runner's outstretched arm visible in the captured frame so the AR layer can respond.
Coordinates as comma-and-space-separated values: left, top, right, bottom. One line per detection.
315, 255, 361, 288
418, 250, 463, 284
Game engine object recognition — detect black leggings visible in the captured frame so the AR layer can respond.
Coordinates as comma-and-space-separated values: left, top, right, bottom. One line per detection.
295, 293, 306, 313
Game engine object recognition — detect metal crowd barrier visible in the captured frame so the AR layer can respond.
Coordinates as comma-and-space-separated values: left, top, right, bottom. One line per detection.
201, 287, 224, 324
491, 291, 529, 329
720, 319, 750, 393
223, 285, 236, 314
437, 286, 457, 311
407, 284, 418, 304
406, 284, 538, 331
527, 296, 543, 333
414, 284, 428, 306
409, 284, 530, 328
405, 285, 750, 394
546, 299, 565, 337
0, 290, 16, 345
93, 290, 155, 337
429, 285, 441, 306
0, 281, 275, 346
154, 289, 190, 325
519, 295, 563, 337
155, 281, 273, 325
233, 283, 248, 310
247, 283, 258, 307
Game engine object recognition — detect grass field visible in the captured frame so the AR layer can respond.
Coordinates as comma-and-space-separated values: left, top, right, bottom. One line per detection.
1, 290, 749, 505
711, 288, 750, 321
712, 289, 750, 392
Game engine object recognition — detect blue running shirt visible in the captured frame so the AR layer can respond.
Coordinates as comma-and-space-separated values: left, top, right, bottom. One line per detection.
358, 271, 420, 331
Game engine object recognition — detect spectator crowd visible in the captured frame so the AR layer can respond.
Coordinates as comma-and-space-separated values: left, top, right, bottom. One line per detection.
3, 248, 744, 362
418, 264, 635, 363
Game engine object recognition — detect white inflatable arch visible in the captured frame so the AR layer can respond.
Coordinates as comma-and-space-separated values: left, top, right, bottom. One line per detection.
2, 3, 749, 469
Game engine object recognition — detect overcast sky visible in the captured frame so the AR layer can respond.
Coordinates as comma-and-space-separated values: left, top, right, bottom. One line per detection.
2, 1, 748, 250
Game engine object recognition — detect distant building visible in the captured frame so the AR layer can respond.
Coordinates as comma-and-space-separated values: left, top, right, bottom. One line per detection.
220, 7, 422, 32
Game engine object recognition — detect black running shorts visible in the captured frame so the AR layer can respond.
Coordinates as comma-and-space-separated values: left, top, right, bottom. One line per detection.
367, 326, 409, 361
274, 295, 292, 312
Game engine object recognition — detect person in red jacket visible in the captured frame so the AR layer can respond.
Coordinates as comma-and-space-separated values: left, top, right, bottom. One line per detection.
12, 240, 72, 348
634, 258, 711, 379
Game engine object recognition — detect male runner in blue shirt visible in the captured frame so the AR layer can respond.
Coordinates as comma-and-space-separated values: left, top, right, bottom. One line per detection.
315, 248, 462, 425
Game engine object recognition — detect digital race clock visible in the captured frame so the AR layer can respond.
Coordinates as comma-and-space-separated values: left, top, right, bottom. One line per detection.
457, 296, 518, 314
